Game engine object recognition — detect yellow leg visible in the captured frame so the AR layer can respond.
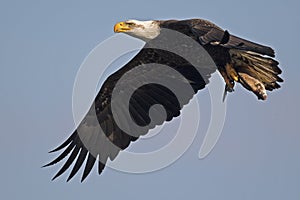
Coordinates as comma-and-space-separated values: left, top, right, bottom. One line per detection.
219, 66, 234, 91
225, 63, 239, 82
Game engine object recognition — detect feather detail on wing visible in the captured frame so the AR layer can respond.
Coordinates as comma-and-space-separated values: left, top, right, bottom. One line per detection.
44, 44, 215, 181
192, 24, 275, 57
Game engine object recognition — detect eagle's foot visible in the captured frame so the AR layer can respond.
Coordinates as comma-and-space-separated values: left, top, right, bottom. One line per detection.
238, 72, 267, 100
225, 63, 239, 82
255, 82, 267, 100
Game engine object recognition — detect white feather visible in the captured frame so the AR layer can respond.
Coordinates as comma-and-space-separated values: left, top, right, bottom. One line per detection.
125, 20, 160, 41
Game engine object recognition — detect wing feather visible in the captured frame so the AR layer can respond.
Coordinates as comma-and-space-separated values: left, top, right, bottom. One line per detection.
67, 147, 88, 182
45, 43, 215, 181
192, 23, 275, 57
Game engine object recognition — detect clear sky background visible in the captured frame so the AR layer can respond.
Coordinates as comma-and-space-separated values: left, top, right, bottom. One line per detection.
1, 0, 299, 199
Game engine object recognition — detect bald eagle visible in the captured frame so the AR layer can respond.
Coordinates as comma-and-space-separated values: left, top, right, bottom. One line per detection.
44, 19, 283, 182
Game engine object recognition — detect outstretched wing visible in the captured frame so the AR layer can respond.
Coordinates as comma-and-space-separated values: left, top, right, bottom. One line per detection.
191, 21, 275, 57
44, 34, 217, 182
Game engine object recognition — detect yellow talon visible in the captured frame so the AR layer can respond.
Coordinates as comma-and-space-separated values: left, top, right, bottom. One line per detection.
225, 63, 239, 82
232, 73, 239, 82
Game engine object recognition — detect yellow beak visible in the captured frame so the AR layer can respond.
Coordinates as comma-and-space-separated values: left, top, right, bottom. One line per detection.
114, 22, 131, 33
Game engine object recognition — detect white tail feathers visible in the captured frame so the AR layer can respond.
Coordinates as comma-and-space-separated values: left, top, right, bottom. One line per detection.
228, 49, 283, 100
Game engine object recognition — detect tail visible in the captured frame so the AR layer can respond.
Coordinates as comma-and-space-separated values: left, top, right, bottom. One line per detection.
228, 49, 283, 100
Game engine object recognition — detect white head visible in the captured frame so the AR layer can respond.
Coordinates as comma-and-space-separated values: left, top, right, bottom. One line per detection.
114, 20, 160, 41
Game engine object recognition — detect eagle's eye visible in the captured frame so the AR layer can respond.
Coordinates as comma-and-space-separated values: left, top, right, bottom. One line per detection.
126, 22, 135, 26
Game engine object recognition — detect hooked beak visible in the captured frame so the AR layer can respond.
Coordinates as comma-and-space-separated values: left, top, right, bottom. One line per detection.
114, 22, 131, 33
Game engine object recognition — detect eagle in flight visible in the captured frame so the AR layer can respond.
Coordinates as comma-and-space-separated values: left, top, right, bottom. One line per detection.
44, 19, 283, 182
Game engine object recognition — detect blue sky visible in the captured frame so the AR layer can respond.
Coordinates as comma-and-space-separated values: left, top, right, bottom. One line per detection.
1, 0, 299, 199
